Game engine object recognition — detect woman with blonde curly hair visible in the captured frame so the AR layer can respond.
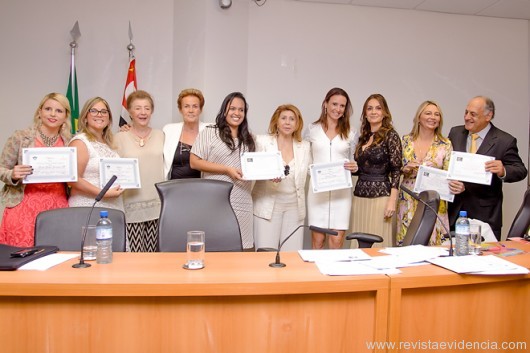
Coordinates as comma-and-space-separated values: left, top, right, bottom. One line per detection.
0, 92, 72, 246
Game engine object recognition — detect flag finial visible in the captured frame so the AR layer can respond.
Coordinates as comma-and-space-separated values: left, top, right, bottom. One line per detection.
69, 21, 81, 48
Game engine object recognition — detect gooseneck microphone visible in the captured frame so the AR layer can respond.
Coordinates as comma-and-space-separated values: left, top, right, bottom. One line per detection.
73, 175, 118, 268
269, 225, 338, 268
400, 185, 454, 256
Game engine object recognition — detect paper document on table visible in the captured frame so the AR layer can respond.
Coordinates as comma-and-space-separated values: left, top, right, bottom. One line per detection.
380, 245, 449, 258
298, 249, 371, 262
315, 261, 401, 276
19, 253, 78, 271
428, 255, 529, 275
362, 255, 429, 270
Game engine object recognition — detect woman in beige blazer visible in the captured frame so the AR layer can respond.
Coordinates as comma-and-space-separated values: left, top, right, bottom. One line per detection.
252, 104, 311, 251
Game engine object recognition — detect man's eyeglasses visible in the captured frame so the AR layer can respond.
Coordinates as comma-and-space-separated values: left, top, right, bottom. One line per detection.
89, 108, 109, 116
284, 165, 290, 176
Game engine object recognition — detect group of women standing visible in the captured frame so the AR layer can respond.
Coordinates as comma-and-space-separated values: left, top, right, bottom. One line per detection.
0, 86, 452, 251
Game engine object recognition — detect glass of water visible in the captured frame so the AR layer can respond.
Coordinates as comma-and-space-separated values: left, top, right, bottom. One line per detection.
469, 223, 482, 255
82, 225, 97, 261
184, 231, 205, 269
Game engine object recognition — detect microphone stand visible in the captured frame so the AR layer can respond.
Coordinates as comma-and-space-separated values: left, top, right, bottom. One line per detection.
270, 225, 338, 268
400, 185, 454, 256
73, 175, 118, 268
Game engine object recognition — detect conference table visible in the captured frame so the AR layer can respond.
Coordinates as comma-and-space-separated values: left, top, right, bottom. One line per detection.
0, 243, 529, 353
0, 251, 389, 353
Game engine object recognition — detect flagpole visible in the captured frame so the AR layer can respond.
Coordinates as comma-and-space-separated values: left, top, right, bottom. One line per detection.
119, 21, 138, 127
67, 21, 81, 134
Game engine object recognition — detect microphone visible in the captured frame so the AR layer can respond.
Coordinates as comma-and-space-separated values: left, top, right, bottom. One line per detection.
73, 175, 118, 268
269, 225, 338, 268
400, 185, 454, 256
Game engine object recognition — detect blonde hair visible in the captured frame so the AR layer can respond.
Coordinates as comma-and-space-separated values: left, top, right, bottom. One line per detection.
268, 104, 304, 142
77, 97, 114, 147
409, 100, 444, 140
177, 88, 205, 110
33, 92, 72, 140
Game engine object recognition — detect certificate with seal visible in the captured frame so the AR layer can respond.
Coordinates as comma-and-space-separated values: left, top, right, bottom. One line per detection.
310, 160, 352, 193
413, 165, 454, 202
22, 147, 77, 184
447, 151, 493, 185
240, 152, 284, 180
99, 158, 141, 189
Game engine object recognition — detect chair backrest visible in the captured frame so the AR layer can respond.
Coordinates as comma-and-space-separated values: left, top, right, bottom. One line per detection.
506, 188, 530, 238
34, 207, 127, 251
402, 190, 440, 246
155, 179, 242, 252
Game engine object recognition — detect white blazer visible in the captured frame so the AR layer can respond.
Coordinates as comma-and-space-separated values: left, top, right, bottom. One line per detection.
252, 134, 312, 221
162, 122, 210, 180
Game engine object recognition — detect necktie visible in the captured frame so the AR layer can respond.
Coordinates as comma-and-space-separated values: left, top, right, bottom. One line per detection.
470, 133, 479, 153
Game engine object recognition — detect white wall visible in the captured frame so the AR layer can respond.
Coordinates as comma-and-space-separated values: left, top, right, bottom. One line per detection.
0, 0, 528, 239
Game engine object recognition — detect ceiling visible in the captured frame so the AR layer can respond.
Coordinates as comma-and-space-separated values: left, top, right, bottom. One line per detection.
294, 0, 530, 21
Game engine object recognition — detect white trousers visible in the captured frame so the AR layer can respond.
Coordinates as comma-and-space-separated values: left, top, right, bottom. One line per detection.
254, 208, 303, 251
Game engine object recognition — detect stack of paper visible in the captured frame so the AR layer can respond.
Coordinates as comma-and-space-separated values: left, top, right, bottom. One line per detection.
428, 255, 529, 275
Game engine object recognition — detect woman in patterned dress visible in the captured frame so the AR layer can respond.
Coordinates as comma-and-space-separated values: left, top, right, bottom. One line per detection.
397, 100, 452, 245
351, 94, 402, 248
0, 93, 72, 247
68, 97, 124, 211
190, 92, 256, 251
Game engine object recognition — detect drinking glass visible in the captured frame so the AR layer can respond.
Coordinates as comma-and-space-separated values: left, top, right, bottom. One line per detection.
184, 231, 205, 269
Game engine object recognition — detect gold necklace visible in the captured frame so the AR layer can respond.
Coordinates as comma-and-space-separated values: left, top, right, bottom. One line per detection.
131, 127, 151, 147
38, 127, 59, 147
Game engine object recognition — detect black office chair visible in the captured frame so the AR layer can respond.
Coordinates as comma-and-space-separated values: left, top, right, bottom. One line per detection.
34, 207, 127, 251
506, 188, 530, 239
155, 179, 243, 252
347, 190, 440, 248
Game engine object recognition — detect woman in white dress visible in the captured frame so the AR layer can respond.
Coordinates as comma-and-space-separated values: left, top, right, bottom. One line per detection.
306, 88, 358, 249
68, 97, 124, 211
252, 104, 311, 251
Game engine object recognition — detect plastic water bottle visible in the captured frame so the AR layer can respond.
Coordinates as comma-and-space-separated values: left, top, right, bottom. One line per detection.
455, 210, 470, 256
96, 210, 113, 264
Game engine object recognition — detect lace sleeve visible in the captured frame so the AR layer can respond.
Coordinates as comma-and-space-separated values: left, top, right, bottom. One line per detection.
386, 129, 403, 189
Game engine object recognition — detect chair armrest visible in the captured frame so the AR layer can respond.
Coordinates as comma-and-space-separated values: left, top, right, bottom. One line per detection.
256, 247, 278, 252
346, 232, 384, 248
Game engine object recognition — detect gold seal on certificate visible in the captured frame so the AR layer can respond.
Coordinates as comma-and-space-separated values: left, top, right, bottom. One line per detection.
310, 160, 352, 193
240, 152, 284, 180
22, 147, 78, 184
99, 158, 141, 189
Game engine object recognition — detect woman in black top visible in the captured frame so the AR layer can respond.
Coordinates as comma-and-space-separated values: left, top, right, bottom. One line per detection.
351, 93, 402, 248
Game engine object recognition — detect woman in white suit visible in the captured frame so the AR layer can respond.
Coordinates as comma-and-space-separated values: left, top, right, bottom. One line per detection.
252, 104, 311, 251
163, 88, 209, 179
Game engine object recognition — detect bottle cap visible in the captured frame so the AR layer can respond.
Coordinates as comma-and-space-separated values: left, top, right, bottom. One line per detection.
459, 210, 467, 217
100, 210, 109, 217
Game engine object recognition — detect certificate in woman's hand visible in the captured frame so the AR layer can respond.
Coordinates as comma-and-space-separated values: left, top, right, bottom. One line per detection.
310, 160, 352, 193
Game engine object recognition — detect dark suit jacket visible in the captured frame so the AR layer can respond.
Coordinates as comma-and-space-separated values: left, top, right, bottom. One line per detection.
448, 124, 527, 240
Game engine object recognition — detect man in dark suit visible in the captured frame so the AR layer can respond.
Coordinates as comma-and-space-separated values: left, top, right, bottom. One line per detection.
448, 96, 527, 240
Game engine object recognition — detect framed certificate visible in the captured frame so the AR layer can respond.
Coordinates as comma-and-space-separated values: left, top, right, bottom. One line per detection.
310, 160, 352, 193
447, 151, 494, 185
241, 152, 284, 180
413, 165, 454, 202
99, 158, 141, 189
22, 147, 77, 184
